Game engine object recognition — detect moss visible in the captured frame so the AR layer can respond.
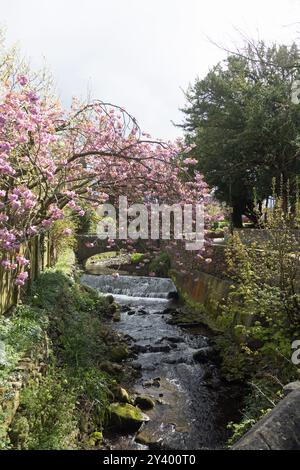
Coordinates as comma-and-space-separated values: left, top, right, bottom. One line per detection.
131, 253, 145, 264
87, 431, 103, 447
3, 260, 128, 449
106, 295, 115, 304
134, 395, 155, 410
112, 312, 121, 322
9, 416, 30, 450
109, 344, 129, 362
108, 403, 146, 432
111, 386, 130, 403
100, 361, 123, 376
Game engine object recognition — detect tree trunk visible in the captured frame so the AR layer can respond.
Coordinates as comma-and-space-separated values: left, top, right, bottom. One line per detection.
232, 204, 243, 228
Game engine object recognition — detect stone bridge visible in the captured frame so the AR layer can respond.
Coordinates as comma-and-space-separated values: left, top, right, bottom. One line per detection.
75, 234, 158, 264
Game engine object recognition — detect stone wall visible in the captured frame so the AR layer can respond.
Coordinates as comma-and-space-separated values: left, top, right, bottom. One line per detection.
173, 270, 232, 317
233, 383, 300, 450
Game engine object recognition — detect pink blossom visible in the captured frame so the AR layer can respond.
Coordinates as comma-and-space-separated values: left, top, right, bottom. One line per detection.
16, 256, 30, 267
41, 219, 52, 228
85, 242, 95, 248
15, 271, 29, 286
1, 260, 11, 270
0, 213, 8, 223
17, 75, 28, 86
183, 158, 198, 165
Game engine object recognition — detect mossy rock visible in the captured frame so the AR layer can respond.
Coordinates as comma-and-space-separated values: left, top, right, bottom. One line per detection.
109, 303, 119, 314
113, 312, 121, 322
87, 431, 103, 447
108, 403, 148, 432
134, 395, 155, 410
106, 295, 115, 304
193, 347, 216, 363
100, 361, 123, 375
109, 344, 129, 362
112, 386, 131, 404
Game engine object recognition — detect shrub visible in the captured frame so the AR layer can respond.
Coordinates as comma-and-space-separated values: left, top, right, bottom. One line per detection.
149, 251, 171, 277
218, 195, 300, 444
15, 370, 78, 450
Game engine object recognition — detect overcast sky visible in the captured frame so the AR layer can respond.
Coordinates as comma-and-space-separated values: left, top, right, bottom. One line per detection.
1, 0, 300, 139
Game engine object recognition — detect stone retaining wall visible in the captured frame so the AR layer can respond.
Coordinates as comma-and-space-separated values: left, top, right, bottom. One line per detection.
233, 383, 300, 450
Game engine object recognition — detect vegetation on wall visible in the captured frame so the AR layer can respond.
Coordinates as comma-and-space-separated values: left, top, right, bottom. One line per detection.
212, 196, 300, 443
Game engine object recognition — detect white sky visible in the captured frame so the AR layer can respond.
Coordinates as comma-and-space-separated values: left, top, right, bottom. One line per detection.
1, 0, 300, 139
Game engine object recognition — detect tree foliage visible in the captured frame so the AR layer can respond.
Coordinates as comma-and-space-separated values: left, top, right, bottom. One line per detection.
180, 41, 300, 226
0, 37, 211, 285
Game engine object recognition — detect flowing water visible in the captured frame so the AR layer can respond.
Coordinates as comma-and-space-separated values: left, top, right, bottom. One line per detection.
81, 273, 240, 450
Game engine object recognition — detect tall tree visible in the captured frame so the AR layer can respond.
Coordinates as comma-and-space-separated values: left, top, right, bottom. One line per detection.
180, 41, 300, 227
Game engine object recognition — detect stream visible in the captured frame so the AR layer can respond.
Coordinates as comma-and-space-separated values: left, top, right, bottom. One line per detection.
81, 273, 240, 450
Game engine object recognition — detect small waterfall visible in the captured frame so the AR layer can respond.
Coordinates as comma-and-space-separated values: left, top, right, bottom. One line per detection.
80, 274, 177, 299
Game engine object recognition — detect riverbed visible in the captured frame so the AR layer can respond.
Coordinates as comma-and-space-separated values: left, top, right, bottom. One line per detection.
81, 273, 240, 450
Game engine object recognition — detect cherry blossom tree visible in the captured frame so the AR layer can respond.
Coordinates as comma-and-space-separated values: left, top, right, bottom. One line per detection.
0, 42, 214, 286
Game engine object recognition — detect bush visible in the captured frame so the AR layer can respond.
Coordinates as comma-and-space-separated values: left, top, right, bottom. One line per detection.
149, 251, 171, 277
217, 196, 300, 444
0, 305, 48, 382
131, 253, 145, 264
14, 370, 78, 450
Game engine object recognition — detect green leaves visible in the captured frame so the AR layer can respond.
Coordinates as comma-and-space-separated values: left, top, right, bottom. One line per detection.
181, 41, 300, 226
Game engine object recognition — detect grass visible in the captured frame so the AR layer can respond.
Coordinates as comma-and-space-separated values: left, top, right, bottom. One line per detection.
1, 250, 131, 450
54, 248, 76, 273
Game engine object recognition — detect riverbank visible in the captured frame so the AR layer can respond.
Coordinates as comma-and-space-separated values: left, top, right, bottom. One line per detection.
0, 253, 143, 450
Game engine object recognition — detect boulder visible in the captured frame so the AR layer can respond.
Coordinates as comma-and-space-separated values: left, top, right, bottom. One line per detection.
100, 361, 123, 375
87, 431, 103, 447
112, 386, 131, 404
134, 395, 155, 410
233, 389, 300, 450
283, 381, 300, 397
112, 312, 121, 322
148, 345, 171, 353
108, 403, 149, 432
193, 347, 217, 363
106, 295, 115, 304
143, 377, 160, 388
109, 344, 129, 362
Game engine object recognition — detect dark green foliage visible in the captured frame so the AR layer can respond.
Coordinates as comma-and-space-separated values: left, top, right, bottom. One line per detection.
180, 41, 300, 226
14, 370, 78, 450
149, 251, 171, 277
0, 305, 48, 381
212, 204, 300, 445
